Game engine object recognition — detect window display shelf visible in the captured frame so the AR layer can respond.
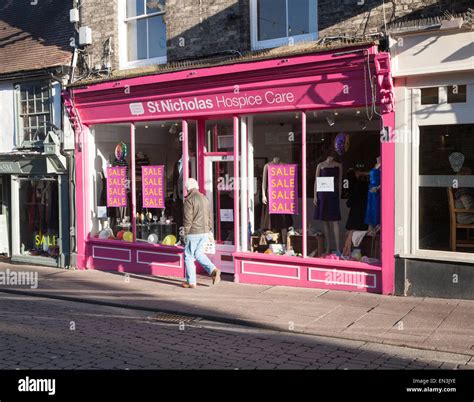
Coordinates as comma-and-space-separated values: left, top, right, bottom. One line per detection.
87, 237, 184, 251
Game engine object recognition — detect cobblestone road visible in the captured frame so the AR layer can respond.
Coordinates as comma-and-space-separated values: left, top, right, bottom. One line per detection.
0, 293, 473, 370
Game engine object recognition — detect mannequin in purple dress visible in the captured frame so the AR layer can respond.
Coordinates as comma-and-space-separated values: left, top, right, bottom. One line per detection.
314, 155, 342, 254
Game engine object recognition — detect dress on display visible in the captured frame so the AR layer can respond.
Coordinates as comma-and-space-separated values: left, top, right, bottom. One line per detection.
260, 203, 293, 231
364, 166, 381, 226
345, 177, 369, 230
314, 166, 341, 221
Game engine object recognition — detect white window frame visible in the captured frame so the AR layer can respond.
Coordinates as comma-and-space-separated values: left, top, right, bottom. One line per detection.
14, 81, 54, 147
404, 81, 474, 265
250, 0, 318, 51
118, 0, 167, 70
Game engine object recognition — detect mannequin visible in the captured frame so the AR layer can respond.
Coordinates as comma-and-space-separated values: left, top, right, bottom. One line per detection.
173, 157, 184, 202
364, 156, 381, 234
314, 154, 342, 254
261, 156, 292, 245
261, 156, 280, 206
112, 153, 131, 231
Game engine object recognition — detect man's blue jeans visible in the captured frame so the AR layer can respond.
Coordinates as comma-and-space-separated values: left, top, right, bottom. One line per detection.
184, 233, 216, 284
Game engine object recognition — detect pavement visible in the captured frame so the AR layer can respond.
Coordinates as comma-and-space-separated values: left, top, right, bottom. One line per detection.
1, 292, 472, 370
1, 261, 473, 357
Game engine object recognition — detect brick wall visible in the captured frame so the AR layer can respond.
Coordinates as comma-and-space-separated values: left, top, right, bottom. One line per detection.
77, 0, 472, 73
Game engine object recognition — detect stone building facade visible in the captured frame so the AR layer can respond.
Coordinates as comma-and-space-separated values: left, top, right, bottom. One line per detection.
78, 0, 473, 75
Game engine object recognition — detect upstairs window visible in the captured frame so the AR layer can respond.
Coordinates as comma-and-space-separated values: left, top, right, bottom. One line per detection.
124, 0, 166, 66
250, 0, 318, 50
16, 82, 52, 146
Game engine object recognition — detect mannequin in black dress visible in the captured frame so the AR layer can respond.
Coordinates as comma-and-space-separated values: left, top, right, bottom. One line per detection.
342, 169, 369, 256
314, 155, 342, 254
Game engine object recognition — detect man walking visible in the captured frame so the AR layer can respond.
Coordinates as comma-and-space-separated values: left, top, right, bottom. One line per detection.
183, 178, 221, 288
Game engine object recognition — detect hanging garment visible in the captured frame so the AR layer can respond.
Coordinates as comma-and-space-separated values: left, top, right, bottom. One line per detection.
346, 177, 369, 230
314, 166, 341, 221
260, 202, 293, 231
364, 167, 381, 226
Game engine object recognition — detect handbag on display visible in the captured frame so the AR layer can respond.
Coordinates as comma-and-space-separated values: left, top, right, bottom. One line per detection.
203, 231, 216, 255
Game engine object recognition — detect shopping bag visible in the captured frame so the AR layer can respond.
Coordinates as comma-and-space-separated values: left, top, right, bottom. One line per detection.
203, 232, 216, 255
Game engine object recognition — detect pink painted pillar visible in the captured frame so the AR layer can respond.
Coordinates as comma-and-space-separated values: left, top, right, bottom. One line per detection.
233, 115, 240, 252
301, 111, 307, 258
182, 120, 189, 198
197, 119, 206, 194
75, 124, 88, 269
130, 123, 137, 241
381, 112, 395, 295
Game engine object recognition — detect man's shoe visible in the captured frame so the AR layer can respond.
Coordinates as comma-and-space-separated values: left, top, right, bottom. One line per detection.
182, 282, 196, 288
211, 268, 221, 285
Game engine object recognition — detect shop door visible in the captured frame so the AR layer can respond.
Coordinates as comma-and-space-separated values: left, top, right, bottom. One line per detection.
204, 155, 235, 274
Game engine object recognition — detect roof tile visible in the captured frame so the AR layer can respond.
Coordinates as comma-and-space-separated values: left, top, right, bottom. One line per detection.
0, 0, 74, 76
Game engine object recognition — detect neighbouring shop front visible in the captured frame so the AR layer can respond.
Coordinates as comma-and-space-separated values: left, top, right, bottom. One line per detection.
67, 43, 395, 294
391, 26, 474, 299
0, 152, 69, 268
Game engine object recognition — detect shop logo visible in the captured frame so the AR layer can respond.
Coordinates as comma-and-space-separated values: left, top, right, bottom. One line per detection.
129, 102, 145, 116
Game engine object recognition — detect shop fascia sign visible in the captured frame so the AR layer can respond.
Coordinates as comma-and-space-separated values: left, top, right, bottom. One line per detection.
129, 89, 297, 116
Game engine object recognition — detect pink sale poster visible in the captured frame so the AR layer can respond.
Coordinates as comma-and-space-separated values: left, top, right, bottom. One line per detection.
142, 165, 165, 209
268, 164, 298, 214
106, 166, 127, 207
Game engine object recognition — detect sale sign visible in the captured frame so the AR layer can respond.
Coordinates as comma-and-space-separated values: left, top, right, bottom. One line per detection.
268, 164, 298, 214
142, 165, 165, 208
106, 166, 127, 207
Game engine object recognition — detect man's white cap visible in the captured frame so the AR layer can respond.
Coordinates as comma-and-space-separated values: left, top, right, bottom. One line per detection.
185, 178, 199, 191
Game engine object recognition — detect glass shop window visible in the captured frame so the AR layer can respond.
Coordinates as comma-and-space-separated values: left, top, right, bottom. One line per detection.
206, 120, 234, 152
135, 121, 183, 245
418, 124, 474, 253
89, 124, 132, 241
305, 108, 382, 264
247, 112, 302, 257
89, 122, 196, 246
18, 178, 59, 259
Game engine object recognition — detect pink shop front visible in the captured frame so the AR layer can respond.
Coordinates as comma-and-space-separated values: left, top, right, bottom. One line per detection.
66, 44, 396, 294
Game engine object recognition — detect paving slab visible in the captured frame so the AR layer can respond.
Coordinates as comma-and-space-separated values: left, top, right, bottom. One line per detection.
342, 312, 401, 336
305, 306, 371, 333
385, 311, 447, 337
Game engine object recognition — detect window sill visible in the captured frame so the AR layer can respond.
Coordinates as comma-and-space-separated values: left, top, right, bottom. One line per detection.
120, 56, 167, 70
398, 250, 474, 265
251, 33, 318, 52
11, 254, 58, 267
87, 237, 183, 252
